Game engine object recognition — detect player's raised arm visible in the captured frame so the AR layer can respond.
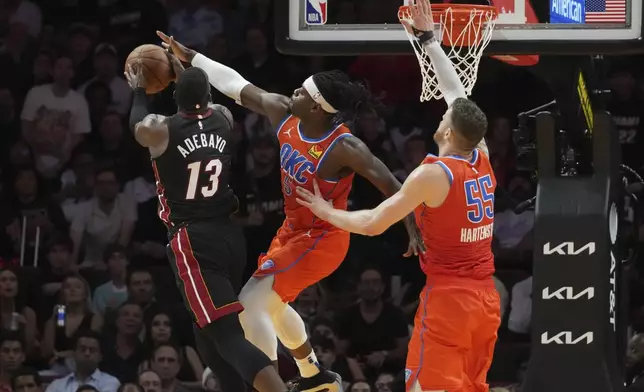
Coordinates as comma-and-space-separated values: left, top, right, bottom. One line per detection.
125, 62, 169, 152
405, 0, 489, 155
157, 31, 289, 128
296, 164, 449, 236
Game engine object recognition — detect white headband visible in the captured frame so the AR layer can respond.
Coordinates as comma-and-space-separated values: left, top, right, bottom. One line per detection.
303, 76, 338, 114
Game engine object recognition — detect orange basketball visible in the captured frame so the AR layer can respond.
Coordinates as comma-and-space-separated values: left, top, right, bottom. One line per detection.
125, 44, 174, 94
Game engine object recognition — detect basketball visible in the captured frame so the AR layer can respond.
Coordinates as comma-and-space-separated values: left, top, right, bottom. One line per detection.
125, 44, 174, 94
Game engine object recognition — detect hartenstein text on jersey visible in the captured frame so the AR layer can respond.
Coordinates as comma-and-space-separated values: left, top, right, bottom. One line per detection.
460, 223, 493, 243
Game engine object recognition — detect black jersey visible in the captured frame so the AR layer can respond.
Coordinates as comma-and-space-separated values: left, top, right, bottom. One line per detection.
152, 108, 238, 226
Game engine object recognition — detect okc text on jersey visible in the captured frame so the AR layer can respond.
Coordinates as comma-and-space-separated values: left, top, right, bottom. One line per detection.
305, 0, 327, 25
280, 143, 315, 184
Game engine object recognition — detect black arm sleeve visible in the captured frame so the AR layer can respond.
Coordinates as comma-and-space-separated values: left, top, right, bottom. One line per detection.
129, 88, 149, 130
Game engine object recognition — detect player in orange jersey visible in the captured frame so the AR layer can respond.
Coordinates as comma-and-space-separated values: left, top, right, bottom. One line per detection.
296, 1, 501, 391
157, 33, 424, 392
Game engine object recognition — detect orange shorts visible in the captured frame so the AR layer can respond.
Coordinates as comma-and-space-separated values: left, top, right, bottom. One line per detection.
254, 227, 349, 302
405, 276, 500, 392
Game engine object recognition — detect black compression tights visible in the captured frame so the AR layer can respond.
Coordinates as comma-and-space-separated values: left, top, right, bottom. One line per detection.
195, 313, 286, 392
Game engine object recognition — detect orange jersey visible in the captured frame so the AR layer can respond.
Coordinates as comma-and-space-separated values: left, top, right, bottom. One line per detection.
276, 115, 354, 231
414, 149, 496, 279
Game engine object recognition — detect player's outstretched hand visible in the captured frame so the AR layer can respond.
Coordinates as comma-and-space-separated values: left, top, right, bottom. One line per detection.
401, 0, 434, 34
124, 61, 146, 90
165, 51, 184, 81
403, 215, 426, 257
296, 180, 333, 219
157, 31, 196, 63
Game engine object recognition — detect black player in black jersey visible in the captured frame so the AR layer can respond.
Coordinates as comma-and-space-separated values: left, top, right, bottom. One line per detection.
125, 57, 295, 392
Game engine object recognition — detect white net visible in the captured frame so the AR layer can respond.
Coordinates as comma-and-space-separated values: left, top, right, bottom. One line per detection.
398, 6, 497, 102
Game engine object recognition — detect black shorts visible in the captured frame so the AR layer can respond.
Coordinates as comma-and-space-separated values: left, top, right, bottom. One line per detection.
166, 218, 246, 328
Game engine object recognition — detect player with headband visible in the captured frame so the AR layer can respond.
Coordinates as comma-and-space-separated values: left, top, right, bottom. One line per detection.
157, 33, 424, 392
295, 0, 501, 391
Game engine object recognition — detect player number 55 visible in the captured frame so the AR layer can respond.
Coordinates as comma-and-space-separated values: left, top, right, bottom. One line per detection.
185, 159, 222, 200
464, 174, 494, 224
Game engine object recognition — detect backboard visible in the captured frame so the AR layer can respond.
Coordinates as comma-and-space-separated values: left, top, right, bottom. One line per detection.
275, 0, 644, 56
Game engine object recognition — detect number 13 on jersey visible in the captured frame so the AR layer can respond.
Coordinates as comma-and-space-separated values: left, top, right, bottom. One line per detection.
464, 174, 494, 224
185, 159, 223, 200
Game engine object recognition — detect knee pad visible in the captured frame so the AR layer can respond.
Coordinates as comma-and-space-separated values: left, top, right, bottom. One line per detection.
271, 304, 308, 349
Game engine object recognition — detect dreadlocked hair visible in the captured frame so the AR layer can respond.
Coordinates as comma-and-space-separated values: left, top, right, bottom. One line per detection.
312, 70, 384, 124
175, 67, 211, 113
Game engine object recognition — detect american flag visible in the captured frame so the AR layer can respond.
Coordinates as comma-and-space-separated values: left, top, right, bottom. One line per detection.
585, 0, 627, 23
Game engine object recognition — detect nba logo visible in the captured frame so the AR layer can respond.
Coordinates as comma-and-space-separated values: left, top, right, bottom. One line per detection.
305, 0, 327, 25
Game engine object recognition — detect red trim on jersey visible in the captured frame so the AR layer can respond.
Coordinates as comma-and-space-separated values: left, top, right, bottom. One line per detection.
151, 161, 172, 226
169, 228, 243, 327
177, 108, 213, 119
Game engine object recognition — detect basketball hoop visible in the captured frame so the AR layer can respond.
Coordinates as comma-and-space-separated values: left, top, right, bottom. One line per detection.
398, 4, 498, 102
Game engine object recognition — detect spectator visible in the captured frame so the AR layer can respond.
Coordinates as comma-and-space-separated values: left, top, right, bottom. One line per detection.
167, 0, 223, 51
493, 172, 535, 261
20, 53, 91, 178
487, 116, 516, 187
116, 384, 142, 392
79, 44, 130, 115
84, 82, 113, 131
0, 16, 37, 103
66, 24, 96, 87
311, 335, 365, 389
40, 235, 78, 314
10, 167, 69, 257
0, 268, 37, 355
126, 270, 157, 318
41, 275, 103, 363
137, 370, 161, 392
233, 26, 284, 90
10, 367, 42, 392
292, 285, 323, 324
374, 372, 394, 392
349, 380, 372, 392
6, 0, 42, 38
100, 301, 145, 383
388, 106, 424, 159
148, 344, 189, 392
308, 317, 337, 342
44, 330, 119, 392
92, 244, 129, 315
31, 50, 53, 86
397, 136, 427, 181
0, 88, 19, 160
335, 267, 409, 377
70, 166, 137, 269
59, 148, 96, 221
139, 311, 203, 385
0, 333, 26, 390
507, 276, 532, 335
94, 112, 136, 180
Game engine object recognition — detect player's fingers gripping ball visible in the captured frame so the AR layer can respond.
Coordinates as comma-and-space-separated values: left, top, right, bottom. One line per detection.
125, 44, 174, 94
